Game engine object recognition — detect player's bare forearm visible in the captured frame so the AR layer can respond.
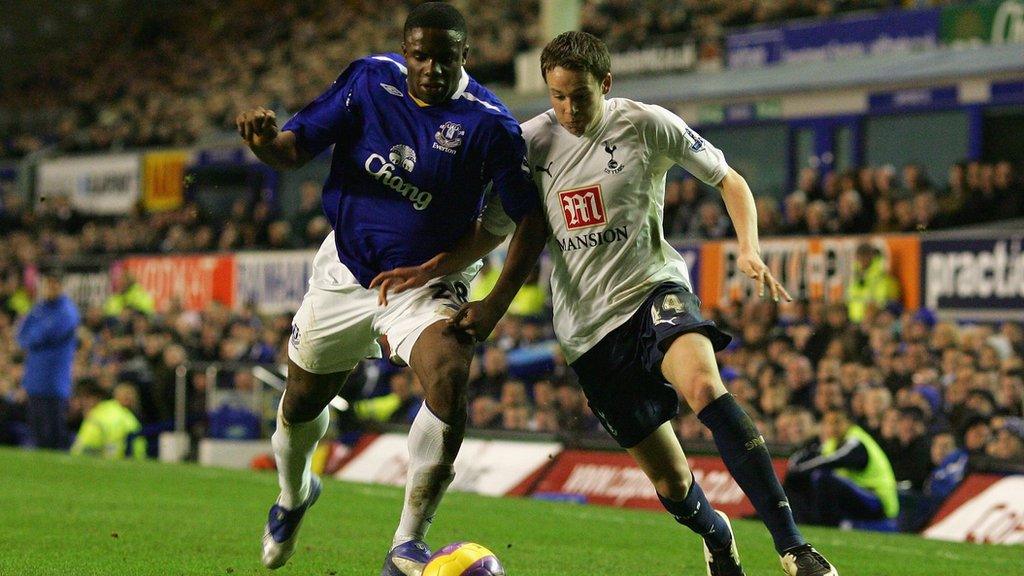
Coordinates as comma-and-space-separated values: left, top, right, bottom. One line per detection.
483, 210, 548, 310
717, 168, 760, 255
235, 107, 311, 171
249, 131, 310, 171
370, 220, 506, 306
718, 168, 792, 301
424, 221, 507, 278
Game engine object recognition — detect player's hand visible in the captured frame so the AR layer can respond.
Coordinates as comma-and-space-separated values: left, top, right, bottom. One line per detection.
447, 299, 503, 342
737, 249, 792, 302
235, 106, 279, 147
370, 265, 434, 306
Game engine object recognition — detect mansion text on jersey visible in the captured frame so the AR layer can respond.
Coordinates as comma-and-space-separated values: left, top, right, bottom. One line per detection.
556, 226, 629, 252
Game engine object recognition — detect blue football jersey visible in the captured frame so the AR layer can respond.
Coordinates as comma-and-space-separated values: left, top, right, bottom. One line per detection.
282, 53, 539, 287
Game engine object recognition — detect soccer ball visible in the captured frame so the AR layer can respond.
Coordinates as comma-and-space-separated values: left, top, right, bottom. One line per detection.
422, 542, 506, 576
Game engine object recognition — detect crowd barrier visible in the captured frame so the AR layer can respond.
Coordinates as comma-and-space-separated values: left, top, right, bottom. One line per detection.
56, 231, 1024, 322
209, 431, 1018, 544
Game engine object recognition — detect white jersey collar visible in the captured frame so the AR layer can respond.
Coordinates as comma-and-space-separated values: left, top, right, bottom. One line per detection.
450, 68, 470, 100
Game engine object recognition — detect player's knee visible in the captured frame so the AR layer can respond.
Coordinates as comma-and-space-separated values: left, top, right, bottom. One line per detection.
652, 466, 694, 501
680, 363, 722, 411
281, 375, 328, 424
428, 392, 468, 426
281, 390, 322, 424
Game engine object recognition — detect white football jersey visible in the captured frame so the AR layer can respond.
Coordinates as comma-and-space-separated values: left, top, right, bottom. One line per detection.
521, 98, 730, 362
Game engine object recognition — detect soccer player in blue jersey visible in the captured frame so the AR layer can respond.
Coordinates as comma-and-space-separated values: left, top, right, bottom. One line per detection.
235, 4, 546, 574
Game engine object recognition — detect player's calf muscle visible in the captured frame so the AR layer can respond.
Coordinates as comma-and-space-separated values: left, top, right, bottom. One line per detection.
282, 361, 349, 423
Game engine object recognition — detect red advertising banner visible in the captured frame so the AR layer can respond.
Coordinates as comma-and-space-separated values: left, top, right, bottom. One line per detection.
122, 254, 235, 312
925, 474, 1024, 545
699, 235, 920, 310
530, 450, 787, 518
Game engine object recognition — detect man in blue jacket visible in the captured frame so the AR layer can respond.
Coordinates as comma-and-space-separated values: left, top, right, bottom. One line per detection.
16, 268, 80, 449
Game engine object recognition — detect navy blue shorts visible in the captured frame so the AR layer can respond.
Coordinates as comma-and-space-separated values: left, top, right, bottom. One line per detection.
570, 283, 732, 448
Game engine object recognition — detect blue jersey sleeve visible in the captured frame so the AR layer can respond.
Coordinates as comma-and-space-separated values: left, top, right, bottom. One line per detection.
485, 118, 541, 222
282, 60, 368, 157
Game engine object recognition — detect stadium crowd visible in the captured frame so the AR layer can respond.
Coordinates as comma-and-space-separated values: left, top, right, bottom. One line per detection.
665, 160, 1024, 238
1, 0, 951, 157
0, 157, 1020, 263
2, 172, 1023, 466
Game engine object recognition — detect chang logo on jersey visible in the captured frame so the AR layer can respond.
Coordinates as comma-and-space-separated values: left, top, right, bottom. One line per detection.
388, 144, 417, 172
433, 121, 465, 155
559, 184, 607, 230
364, 148, 433, 211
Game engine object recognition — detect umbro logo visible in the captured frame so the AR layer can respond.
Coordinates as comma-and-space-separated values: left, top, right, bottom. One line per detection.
380, 83, 404, 97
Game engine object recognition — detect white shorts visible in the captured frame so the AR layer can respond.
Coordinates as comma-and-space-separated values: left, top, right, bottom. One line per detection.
287, 232, 480, 374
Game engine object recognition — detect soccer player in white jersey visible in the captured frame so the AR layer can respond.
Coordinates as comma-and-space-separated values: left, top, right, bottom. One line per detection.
372, 31, 839, 576
236, 4, 546, 575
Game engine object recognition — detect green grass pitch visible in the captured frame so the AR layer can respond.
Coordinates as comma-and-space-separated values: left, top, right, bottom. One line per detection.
1, 448, 1020, 575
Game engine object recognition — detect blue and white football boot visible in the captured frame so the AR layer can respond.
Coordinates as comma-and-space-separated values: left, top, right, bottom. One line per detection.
261, 474, 322, 569
380, 539, 433, 576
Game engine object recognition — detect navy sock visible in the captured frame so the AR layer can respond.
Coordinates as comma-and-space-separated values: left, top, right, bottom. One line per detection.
698, 393, 805, 554
658, 481, 732, 551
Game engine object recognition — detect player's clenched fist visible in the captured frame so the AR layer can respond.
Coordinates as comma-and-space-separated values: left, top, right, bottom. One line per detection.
235, 106, 278, 147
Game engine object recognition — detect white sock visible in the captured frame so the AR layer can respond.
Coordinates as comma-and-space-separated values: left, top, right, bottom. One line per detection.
392, 404, 460, 548
272, 394, 330, 509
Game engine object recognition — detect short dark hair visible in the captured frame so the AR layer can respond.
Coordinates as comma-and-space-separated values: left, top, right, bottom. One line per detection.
404, 2, 467, 40
540, 31, 611, 82
76, 378, 110, 401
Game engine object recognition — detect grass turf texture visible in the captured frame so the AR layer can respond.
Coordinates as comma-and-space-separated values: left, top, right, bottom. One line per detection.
2, 447, 1020, 575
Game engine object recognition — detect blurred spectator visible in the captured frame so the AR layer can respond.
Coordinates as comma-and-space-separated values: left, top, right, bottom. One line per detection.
103, 271, 156, 317
961, 415, 992, 458
291, 180, 324, 236
507, 266, 546, 319
779, 191, 809, 235
836, 189, 872, 234
846, 243, 899, 323
992, 161, 1022, 217
470, 347, 509, 400
691, 200, 731, 239
354, 370, 422, 424
900, 431, 969, 532
786, 408, 899, 526
16, 268, 80, 449
69, 379, 146, 459
469, 395, 501, 429
884, 406, 931, 491
986, 419, 1024, 462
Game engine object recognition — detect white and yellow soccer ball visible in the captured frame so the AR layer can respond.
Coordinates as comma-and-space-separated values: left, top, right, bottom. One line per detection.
422, 542, 506, 576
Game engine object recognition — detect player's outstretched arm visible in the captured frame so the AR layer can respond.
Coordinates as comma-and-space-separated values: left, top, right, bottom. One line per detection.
370, 221, 508, 306
235, 106, 313, 171
450, 210, 548, 340
717, 167, 792, 302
